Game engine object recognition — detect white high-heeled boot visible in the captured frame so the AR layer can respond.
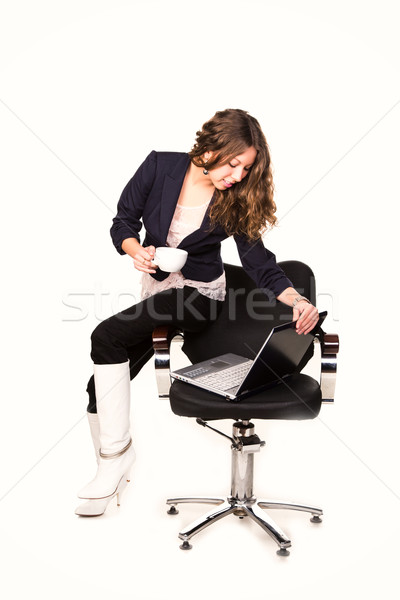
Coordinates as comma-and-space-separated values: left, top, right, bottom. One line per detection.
77, 361, 135, 510
75, 412, 131, 517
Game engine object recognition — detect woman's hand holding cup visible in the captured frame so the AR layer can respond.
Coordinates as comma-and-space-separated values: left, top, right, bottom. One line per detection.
132, 245, 157, 273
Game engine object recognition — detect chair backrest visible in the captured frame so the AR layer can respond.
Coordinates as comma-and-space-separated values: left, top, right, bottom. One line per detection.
182, 260, 316, 369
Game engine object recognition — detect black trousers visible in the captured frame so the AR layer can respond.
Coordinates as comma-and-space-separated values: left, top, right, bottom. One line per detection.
86, 286, 222, 413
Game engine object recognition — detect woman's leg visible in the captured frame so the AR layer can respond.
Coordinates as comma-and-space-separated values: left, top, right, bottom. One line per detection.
86, 287, 220, 412
77, 287, 221, 515
90, 286, 219, 364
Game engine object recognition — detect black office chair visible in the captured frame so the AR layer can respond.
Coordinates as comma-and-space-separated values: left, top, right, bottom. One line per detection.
152, 261, 339, 556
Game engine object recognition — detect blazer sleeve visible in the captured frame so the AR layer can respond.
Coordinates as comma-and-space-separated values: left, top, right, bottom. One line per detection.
234, 234, 293, 299
110, 150, 157, 254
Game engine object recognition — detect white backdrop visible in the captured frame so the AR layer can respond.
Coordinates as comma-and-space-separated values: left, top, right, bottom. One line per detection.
0, 1, 399, 598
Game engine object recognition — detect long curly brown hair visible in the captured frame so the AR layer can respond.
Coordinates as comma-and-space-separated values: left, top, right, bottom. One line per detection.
188, 108, 277, 241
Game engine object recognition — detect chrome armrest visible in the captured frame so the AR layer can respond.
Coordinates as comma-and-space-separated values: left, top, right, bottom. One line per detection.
152, 326, 184, 399
314, 330, 339, 403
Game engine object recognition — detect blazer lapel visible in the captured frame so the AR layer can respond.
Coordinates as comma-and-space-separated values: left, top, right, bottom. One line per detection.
159, 154, 191, 243
178, 192, 226, 248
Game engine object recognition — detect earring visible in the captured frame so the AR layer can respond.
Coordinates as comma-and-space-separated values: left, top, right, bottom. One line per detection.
203, 158, 209, 175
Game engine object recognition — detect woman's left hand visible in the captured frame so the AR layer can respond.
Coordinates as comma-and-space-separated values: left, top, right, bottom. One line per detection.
293, 301, 319, 335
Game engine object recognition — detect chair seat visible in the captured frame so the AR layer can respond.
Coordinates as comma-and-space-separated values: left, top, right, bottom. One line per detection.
169, 374, 322, 421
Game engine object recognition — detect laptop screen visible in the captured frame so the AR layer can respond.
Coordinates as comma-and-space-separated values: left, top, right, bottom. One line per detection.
236, 312, 327, 395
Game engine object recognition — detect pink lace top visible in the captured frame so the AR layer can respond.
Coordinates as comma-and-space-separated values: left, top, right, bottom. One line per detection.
141, 201, 226, 301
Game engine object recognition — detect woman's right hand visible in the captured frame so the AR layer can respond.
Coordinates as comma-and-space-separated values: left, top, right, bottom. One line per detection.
132, 245, 157, 273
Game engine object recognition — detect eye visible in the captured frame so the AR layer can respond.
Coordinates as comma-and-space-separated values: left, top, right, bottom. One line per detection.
229, 162, 252, 171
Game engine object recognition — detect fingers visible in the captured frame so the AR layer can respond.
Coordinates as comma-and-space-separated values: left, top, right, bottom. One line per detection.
295, 304, 319, 335
133, 246, 157, 273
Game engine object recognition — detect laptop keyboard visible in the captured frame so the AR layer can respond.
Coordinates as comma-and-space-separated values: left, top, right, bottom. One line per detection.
183, 366, 209, 378
195, 361, 253, 391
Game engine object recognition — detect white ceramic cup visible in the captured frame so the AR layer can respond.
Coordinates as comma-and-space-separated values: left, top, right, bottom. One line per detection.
153, 247, 188, 273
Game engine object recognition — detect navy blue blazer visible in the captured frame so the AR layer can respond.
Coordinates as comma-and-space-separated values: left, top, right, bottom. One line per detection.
110, 151, 293, 298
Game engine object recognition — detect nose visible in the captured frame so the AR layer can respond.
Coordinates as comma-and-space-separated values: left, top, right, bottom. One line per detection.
231, 165, 245, 182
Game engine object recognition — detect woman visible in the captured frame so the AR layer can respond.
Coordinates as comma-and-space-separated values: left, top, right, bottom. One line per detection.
75, 108, 319, 517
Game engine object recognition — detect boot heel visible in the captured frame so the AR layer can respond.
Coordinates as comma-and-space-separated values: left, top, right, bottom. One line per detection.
116, 472, 130, 507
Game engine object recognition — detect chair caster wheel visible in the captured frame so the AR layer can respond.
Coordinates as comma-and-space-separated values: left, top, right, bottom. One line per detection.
276, 548, 290, 556
180, 541, 192, 550
167, 505, 179, 515
310, 515, 322, 523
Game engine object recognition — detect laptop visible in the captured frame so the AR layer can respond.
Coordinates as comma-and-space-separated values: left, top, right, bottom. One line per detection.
170, 311, 327, 401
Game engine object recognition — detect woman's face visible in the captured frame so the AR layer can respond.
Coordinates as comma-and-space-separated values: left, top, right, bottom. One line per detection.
206, 146, 257, 190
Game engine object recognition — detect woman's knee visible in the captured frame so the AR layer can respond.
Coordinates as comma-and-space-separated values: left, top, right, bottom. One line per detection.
90, 319, 126, 364
90, 320, 111, 348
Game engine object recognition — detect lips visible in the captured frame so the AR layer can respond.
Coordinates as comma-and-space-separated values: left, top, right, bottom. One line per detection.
223, 179, 233, 187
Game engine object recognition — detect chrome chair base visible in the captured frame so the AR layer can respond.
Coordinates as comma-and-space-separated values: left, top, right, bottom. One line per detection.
166, 420, 323, 556
166, 496, 322, 555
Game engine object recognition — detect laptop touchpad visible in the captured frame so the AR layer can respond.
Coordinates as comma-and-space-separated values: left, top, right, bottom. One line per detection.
210, 360, 231, 369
